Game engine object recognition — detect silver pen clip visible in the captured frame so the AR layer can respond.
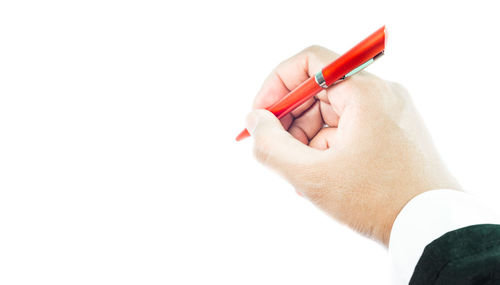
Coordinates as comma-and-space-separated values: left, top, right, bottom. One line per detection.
333, 51, 385, 84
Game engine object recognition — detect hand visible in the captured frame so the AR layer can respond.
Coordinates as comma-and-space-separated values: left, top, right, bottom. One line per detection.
246, 46, 461, 245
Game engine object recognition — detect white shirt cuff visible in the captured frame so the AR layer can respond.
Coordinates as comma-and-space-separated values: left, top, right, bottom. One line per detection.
388, 189, 500, 284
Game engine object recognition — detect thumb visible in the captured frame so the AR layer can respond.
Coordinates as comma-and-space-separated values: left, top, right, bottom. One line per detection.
246, 109, 320, 174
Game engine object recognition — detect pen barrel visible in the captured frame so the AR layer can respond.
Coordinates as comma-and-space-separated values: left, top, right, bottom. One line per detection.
267, 77, 323, 119
322, 26, 386, 86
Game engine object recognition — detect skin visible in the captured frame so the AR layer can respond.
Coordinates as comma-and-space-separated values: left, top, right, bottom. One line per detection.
246, 45, 461, 245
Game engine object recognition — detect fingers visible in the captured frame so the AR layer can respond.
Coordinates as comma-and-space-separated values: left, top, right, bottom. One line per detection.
319, 100, 340, 127
285, 100, 339, 146
287, 101, 323, 145
253, 46, 340, 119
246, 109, 321, 176
309, 127, 338, 150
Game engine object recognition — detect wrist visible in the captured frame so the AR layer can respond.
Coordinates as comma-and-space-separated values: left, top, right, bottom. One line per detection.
376, 190, 430, 246
381, 188, 462, 246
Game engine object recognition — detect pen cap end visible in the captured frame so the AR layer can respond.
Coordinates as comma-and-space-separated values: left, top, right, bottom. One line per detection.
383, 25, 388, 51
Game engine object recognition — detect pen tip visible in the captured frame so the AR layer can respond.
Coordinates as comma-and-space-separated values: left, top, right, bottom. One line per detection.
235, 129, 250, 141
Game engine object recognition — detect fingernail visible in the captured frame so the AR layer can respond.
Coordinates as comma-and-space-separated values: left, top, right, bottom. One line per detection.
246, 111, 259, 135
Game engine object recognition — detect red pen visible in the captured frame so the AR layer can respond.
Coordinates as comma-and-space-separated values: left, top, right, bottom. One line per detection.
236, 26, 387, 141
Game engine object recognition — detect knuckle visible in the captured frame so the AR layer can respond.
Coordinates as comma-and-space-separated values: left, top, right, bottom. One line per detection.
303, 45, 328, 63
388, 81, 411, 105
389, 81, 409, 97
303, 45, 325, 54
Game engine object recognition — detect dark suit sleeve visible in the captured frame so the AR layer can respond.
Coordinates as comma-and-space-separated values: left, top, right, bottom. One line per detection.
410, 224, 500, 285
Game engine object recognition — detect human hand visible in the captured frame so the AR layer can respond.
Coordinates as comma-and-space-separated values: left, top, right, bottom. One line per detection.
246, 46, 461, 245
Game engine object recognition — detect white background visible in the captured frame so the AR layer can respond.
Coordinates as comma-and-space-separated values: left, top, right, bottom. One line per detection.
1, 0, 499, 284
